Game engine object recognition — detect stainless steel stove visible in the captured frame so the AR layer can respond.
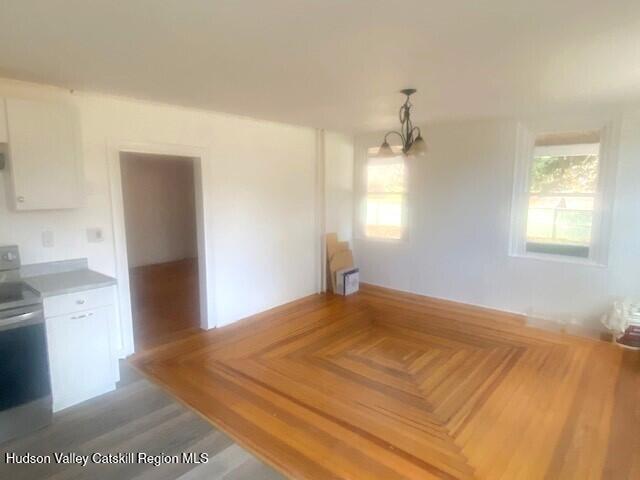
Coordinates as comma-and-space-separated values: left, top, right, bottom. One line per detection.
0, 280, 41, 309
0, 245, 51, 444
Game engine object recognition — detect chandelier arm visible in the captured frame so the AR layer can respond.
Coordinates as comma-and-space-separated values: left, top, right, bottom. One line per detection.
384, 130, 406, 146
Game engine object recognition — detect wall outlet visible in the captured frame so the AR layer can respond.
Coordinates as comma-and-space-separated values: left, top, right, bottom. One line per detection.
87, 227, 104, 243
42, 231, 55, 248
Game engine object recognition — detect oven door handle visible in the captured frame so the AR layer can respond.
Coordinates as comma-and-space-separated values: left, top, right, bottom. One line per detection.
0, 310, 44, 329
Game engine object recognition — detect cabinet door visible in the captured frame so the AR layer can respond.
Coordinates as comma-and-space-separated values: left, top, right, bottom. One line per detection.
0, 98, 7, 143
46, 306, 115, 411
5, 98, 82, 210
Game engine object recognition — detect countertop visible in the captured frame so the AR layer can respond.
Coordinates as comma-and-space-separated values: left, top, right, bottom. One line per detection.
25, 269, 117, 298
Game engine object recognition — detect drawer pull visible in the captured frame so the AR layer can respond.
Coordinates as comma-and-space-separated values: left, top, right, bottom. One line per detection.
76, 299, 86, 305
71, 312, 93, 320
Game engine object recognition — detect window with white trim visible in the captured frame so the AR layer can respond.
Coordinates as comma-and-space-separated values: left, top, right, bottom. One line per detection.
364, 148, 406, 240
510, 128, 614, 263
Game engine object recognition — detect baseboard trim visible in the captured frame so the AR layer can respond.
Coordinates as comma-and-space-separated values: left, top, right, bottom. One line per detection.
524, 315, 612, 343
358, 282, 612, 343
359, 282, 526, 326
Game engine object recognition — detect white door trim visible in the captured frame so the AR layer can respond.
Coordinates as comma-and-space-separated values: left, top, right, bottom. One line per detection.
315, 129, 327, 293
106, 140, 214, 358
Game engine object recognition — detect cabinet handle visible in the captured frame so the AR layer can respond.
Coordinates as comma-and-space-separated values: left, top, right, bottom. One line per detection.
71, 312, 93, 320
76, 299, 85, 305
17, 196, 25, 203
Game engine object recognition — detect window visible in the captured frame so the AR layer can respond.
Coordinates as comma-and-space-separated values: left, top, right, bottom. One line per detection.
525, 135, 600, 258
510, 128, 616, 263
364, 148, 406, 240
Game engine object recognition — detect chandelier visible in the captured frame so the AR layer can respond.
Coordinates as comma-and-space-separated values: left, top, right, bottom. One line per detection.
376, 89, 427, 157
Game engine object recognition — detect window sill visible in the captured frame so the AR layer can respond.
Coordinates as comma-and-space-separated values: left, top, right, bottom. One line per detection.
508, 251, 606, 268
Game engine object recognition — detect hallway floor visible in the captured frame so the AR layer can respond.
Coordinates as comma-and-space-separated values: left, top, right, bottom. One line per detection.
130, 259, 201, 352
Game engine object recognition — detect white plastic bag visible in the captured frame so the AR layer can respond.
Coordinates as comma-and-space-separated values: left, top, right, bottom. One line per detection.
601, 298, 640, 335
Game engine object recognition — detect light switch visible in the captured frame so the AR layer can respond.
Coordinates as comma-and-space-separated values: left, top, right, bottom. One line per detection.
87, 227, 104, 243
42, 231, 54, 248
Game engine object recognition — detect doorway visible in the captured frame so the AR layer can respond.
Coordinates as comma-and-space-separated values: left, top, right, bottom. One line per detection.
119, 152, 201, 351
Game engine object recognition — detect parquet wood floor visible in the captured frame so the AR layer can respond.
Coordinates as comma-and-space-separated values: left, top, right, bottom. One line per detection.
132, 284, 640, 479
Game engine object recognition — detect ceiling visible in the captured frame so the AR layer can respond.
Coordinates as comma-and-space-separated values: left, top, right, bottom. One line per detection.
0, 0, 639, 132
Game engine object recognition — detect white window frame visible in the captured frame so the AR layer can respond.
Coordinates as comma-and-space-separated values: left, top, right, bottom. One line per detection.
509, 122, 619, 266
358, 146, 408, 242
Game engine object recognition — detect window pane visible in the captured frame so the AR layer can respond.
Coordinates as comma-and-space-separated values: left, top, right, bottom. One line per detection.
526, 195, 594, 247
367, 162, 406, 193
555, 210, 592, 245
529, 153, 599, 194
526, 204, 554, 240
365, 155, 406, 239
366, 194, 403, 239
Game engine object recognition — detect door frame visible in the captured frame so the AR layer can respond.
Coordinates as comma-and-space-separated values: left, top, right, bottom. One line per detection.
107, 140, 214, 358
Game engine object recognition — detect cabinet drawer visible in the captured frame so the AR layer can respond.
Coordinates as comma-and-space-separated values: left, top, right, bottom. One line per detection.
43, 286, 116, 318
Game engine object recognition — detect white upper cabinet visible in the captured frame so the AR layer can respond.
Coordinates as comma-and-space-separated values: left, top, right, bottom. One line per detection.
0, 100, 7, 143
3, 97, 83, 210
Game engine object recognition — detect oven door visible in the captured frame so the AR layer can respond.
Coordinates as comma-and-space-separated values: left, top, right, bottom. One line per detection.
0, 305, 52, 443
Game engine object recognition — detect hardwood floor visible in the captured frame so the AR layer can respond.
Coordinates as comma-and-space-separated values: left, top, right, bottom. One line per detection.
130, 259, 201, 351
132, 284, 640, 479
0, 362, 282, 480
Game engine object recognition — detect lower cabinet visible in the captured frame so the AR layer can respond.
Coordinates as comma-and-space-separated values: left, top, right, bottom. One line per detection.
44, 287, 118, 412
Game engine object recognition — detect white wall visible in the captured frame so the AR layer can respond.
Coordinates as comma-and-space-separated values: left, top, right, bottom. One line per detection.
324, 131, 354, 244
120, 154, 197, 268
354, 111, 640, 328
0, 77, 319, 335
